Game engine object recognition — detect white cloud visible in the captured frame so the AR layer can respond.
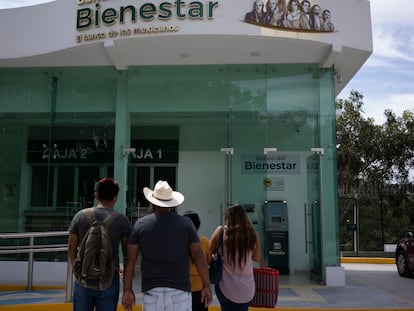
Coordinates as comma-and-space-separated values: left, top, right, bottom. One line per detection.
373, 29, 414, 63
339, 1, 414, 124
385, 94, 414, 114
370, 0, 414, 28
365, 93, 414, 122
370, 1, 414, 66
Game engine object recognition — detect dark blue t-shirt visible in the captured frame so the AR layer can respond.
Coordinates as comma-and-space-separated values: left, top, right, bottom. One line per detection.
128, 211, 200, 292
69, 207, 131, 267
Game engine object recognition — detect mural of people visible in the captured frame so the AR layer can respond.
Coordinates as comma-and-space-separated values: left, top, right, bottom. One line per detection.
309, 4, 322, 31
282, 0, 301, 29
243, 0, 335, 32
322, 9, 335, 32
299, 0, 311, 30
264, 0, 286, 27
245, 0, 266, 24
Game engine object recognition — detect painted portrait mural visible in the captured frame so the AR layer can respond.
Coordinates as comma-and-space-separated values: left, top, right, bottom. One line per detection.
244, 0, 335, 32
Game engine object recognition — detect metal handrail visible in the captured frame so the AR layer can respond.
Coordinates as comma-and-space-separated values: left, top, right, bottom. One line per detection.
0, 231, 72, 302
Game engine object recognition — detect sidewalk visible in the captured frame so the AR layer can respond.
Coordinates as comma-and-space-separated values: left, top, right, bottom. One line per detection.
1, 260, 414, 311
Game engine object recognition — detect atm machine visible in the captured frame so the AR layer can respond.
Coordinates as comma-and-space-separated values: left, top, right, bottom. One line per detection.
243, 203, 264, 252
264, 200, 290, 274
243, 203, 259, 230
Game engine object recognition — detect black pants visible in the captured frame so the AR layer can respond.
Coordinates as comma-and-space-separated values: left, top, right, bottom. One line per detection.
192, 290, 208, 311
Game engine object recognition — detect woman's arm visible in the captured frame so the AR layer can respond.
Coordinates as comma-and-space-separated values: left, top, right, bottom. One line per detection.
207, 225, 222, 264
252, 231, 263, 263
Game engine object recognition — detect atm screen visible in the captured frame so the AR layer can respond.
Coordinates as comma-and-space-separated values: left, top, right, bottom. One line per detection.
272, 216, 282, 223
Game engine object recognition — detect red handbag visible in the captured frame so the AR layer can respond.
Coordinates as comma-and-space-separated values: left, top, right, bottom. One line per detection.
250, 267, 279, 308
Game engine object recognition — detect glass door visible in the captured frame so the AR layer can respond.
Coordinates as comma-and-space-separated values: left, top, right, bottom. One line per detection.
126, 165, 177, 224
306, 153, 322, 283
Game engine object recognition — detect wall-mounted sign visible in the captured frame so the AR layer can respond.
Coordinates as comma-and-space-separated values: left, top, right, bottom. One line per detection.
75, 0, 219, 43
130, 140, 178, 163
27, 139, 179, 164
27, 139, 114, 163
241, 154, 300, 175
74, 0, 336, 44
264, 177, 285, 191
76, 0, 219, 30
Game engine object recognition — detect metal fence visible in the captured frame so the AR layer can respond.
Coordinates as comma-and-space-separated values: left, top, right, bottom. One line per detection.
339, 195, 413, 253
0, 231, 72, 302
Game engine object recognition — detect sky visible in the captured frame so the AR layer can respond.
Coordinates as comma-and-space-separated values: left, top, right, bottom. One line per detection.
0, 0, 413, 125
338, 0, 414, 124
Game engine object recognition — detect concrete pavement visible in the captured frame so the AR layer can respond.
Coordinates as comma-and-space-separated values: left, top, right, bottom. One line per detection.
1, 260, 414, 311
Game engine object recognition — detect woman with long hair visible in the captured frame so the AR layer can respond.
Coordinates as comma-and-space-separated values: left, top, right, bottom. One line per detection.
208, 204, 262, 311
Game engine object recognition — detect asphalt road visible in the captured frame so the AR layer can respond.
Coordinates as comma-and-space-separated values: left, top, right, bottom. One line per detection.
343, 263, 414, 307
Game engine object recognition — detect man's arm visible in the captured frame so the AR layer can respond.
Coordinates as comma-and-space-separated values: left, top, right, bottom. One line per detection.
122, 243, 139, 311
67, 233, 78, 268
119, 236, 129, 279
190, 242, 213, 307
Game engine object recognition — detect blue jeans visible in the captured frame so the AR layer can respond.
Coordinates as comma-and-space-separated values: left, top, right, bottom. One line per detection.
215, 284, 249, 311
143, 287, 191, 311
73, 275, 119, 311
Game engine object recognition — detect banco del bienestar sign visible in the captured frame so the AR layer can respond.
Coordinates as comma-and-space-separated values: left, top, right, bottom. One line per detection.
75, 0, 219, 42
75, 0, 336, 43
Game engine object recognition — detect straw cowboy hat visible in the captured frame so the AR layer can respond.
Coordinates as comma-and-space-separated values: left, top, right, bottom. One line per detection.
143, 180, 184, 208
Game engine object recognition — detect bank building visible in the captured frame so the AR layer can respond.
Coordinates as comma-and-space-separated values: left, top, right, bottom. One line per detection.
0, 0, 372, 286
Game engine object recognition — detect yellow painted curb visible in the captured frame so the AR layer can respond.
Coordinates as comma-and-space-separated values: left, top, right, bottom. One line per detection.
0, 285, 65, 291
340, 257, 395, 264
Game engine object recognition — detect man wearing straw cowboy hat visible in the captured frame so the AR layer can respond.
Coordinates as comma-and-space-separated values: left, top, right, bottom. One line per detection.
122, 180, 212, 311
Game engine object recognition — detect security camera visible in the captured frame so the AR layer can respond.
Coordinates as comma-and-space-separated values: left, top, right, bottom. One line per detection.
122, 148, 136, 155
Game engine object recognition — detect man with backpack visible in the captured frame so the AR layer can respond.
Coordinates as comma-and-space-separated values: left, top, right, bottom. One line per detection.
68, 177, 131, 311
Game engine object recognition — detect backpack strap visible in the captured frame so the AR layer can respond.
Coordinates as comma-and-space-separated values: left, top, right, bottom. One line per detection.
83, 208, 96, 226
83, 208, 120, 227
103, 210, 120, 227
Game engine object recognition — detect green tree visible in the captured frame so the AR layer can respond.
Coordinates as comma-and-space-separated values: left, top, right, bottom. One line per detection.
336, 90, 414, 251
336, 90, 381, 192
380, 109, 414, 182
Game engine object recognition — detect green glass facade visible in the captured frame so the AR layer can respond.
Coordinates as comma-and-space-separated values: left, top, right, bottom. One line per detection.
0, 64, 338, 281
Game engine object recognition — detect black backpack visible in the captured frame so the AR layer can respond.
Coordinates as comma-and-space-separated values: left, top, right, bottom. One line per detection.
73, 208, 120, 291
